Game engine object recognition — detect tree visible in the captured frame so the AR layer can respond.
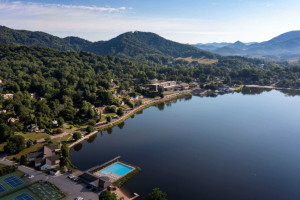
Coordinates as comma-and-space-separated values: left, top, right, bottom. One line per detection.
26, 140, 33, 148
4, 135, 25, 154
117, 108, 124, 116
88, 119, 96, 126
99, 190, 117, 200
61, 144, 69, 158
148, 188, 167, 200
86, 125, 95, 133
20, 155, 26, 165
60, 157, 67, 167
106, 116, 112, 123
0, 123, 13, 142
73, 132, 82, 140
58, 117, 64, 127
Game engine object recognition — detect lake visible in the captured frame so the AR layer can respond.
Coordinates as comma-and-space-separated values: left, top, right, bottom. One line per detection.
70, 88, 300, 200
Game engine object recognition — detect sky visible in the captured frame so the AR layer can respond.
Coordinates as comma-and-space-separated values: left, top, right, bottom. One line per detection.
0, 0, 300, 44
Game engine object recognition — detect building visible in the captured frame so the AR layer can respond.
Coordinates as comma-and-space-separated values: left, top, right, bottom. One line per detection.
2, 94, 14, 99
27, 145, 60, 170
147, 81, 177, 92
52, 120, 58, 127
79, 172, 112, 191
7, 117, 19, 123
0, 109, 7, 114
26, 124, 39, 132
95, 107, 106, 115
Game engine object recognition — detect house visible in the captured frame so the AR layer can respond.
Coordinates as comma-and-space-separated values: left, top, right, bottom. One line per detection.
27, 145, 60, 170
7, 117, 19, 123
2, 94, 13, 99
79, 173, 112, 191
180, 83, 189, 90
95, 107, 106, 115
26, 124, 39, 132
52, 120, 58, 128
30, 93, 37, 99
0, 109, 6, 114
0, 80, 2, 84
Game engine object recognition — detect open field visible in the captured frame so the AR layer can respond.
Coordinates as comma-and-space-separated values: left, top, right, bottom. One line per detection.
16, 132, 50, 141
177, 56, 218, 64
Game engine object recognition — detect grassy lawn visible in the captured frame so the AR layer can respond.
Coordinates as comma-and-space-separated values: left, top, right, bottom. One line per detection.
7, 143, 45, 160
16, 132, 50, 141
100, 113, 117, 122
54, 134, 73, 143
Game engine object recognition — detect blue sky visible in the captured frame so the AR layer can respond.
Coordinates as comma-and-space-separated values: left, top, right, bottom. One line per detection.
0, 0, 300, 43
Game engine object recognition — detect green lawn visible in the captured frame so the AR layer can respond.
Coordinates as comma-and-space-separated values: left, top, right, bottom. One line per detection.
16, 132, 50, 140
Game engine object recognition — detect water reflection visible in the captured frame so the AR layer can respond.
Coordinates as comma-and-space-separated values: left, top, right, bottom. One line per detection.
87, 133, 97, 143
73, 143, 82, 151
107, 127, 113, 134
131, 114, 135, 119
156, 102, 165, 111
136, 110, 143, 115
118, 122, 125, 129
242, 87, 272, 95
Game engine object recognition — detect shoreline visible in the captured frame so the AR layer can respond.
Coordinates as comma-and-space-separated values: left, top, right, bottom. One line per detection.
68, 90, 192, 148
244, 84, 300, 91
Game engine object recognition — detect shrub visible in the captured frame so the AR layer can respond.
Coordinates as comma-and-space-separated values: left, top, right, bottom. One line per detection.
86, 125, 95, 133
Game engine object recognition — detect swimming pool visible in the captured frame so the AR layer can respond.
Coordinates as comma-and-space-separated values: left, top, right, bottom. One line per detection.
101, 163, 134, 176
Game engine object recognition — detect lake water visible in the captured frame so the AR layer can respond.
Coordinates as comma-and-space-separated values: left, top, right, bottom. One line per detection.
70, 88, 300, 200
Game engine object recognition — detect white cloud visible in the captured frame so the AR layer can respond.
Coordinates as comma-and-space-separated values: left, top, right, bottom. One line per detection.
0, 1, 299, 43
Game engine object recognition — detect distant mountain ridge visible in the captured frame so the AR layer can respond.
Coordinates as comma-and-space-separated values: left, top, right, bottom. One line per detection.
0, 26, 216, 59
193, 31, 300, 60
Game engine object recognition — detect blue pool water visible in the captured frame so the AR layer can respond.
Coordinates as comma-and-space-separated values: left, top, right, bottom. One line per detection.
101, 163, 133, 176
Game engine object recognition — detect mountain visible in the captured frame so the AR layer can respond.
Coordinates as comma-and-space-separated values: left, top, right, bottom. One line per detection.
0, 26, 217, 59
193, 31, 300, 60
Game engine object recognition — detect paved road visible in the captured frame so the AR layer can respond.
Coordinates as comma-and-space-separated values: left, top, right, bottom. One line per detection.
0, 157, 99, 200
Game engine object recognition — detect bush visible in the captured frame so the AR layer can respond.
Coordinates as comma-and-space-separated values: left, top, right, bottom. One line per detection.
117, 108, 124, 116
105, 106, 117, 113
88, 119, 96, 126
106, 116, 112, 123
73, 132, 82, 140
86, 125, 95, 133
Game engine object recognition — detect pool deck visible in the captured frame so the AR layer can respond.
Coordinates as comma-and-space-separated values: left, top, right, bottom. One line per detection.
93, 162, 135, 183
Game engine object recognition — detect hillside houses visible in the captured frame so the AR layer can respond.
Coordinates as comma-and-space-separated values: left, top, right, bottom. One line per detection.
2, 93, 13, 99
27, 145, 60, 170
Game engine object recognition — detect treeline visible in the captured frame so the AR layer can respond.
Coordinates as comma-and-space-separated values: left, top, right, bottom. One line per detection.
0, 165, 17, 176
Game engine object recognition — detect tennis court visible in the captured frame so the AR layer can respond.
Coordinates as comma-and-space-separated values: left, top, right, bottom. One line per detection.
0, 183, 6, 192
4, 175, 24, 188
14, 192, 35, 200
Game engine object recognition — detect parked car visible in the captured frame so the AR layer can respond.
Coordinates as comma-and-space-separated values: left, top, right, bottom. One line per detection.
28, 175, 34, 179
75, 197, 83, 200
72, 177, 79, 182
23, 174, 29, 177
68, 175, 75, 179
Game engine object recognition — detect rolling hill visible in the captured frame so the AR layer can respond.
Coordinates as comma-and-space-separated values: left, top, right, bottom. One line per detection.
0, 26, 217, 59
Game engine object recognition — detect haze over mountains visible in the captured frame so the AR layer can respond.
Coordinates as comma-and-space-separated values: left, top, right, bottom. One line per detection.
0, 25, 216, 60
193, 31, 300, 61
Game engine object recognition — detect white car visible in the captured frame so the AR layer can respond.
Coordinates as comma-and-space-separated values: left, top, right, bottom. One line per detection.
68, 174, 75, 179
28, 175, 34, 179
75, 197, 83, 200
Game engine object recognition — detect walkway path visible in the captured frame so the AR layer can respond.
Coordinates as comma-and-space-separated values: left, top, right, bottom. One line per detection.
52, 90, 191, 148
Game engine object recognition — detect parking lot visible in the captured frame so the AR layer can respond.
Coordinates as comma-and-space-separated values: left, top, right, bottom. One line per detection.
0, 158, 99, 200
